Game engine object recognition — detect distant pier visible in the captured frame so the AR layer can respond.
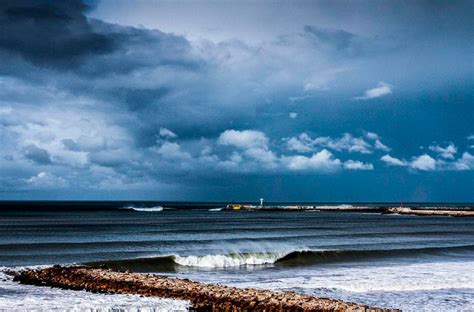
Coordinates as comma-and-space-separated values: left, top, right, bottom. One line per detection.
224, 204, 474, 216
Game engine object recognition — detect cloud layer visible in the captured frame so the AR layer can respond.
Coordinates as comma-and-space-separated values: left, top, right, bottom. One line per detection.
0, 0, 472, 201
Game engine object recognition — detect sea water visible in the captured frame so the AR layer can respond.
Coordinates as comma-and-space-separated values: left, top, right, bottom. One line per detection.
0, 203, 473, 311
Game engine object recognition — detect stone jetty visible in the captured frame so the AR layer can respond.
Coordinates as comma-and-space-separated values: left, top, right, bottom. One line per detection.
224, 204, 473, 217
386, 207, 474, 217
14, 265, 399, 311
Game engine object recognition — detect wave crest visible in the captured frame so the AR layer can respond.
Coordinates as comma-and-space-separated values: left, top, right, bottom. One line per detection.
208, 208, 223, 212
174, 252, 285, 268
84, 245, 474, 272
121, 206, 163, 212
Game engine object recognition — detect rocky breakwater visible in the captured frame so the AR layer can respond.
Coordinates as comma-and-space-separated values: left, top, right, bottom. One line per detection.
14, 265, 399, 311
387, 207, 474, 217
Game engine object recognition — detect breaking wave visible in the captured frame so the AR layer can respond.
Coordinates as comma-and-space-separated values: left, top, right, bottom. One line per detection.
84, 245, 474, 272
208, 208, 223, 211
121, 206, 164, 212
174, 252, 284, 267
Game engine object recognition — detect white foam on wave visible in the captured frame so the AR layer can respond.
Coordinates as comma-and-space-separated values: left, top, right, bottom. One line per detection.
0, 270, 189, 312
123, 206, 164, 212
173, 259, 474, 312
209, 207, 223, 211
173, 252, 288, 268
240, 260, 474, 293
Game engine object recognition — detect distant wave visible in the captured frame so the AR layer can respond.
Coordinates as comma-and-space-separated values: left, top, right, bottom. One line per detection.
208, 207, 223, 212
121, 206, 163, 212
84, 245, 474, 272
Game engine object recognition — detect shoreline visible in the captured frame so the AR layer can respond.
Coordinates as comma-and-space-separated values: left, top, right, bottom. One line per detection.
13, 265, 400, 311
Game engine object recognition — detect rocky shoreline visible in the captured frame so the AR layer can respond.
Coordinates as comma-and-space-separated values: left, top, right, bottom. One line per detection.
13, 265, 399, 311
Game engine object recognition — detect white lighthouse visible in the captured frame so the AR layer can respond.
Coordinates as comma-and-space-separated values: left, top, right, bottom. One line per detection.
259, 198, 264, 208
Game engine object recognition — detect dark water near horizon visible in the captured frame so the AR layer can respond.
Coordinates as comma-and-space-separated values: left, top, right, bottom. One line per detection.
1, 200, 473, 211
1, 202, 473, 311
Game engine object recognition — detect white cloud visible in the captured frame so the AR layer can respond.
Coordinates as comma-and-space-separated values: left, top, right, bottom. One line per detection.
285, 134, 313, 153
244, 147, 278, 164
380, 154, 407, 167
410, 154, 436, 171
200, 146, 212, 155
365, 132, 390, 151
343, 160, 374, 170
153, 142, 192, 161
429, 143, 457, 159
304, 81, 327, 91
285, 132, 379, 154
0, 106, 13, 115
467, 134, 474, 140
453, 152, 474, 171
353, 81, 393, 100
323, 133, 372, 154
218, 152, 243, 170
381, 151, 473, 172
289, 112, 298, 119
374, 139, 390, 152
159, 127, 177, 139
283, 149, 341, 171
1, 101, 132, 171
365, 132, 380, 140
218, 130, 269, 149
218, 129, 276, 165
26, 172, 68, 188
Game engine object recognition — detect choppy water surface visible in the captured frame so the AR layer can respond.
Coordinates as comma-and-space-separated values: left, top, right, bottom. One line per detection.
1, 204, 473, 311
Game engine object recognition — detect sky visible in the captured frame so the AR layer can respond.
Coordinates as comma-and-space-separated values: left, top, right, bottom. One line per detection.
0, 0, 473, 202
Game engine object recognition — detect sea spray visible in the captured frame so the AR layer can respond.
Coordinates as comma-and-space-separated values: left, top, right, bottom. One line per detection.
173, 252, 287, 267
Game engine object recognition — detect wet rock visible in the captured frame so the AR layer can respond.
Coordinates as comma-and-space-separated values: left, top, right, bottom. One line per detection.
14, 265, 400, 312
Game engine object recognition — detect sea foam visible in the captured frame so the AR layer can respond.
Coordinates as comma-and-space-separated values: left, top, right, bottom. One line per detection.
173, 252, 287, 268
0, 271, 189, 311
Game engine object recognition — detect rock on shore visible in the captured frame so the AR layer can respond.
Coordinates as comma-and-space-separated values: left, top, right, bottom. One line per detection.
14, 265, 399, 311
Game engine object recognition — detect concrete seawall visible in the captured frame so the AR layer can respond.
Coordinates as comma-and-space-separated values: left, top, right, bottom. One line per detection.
14, 266, 400, 311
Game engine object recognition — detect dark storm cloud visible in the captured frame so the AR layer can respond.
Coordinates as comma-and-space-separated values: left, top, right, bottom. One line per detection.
75, 21, 199, 77
0, 0, 472, 200
122, 87, 170, 111
0, 0, 115, 69
61, 139, 80, 152
87, 151, 126, 168
301, 26, 401, 59
303, 26, 362, 57
23, 144, 52, 164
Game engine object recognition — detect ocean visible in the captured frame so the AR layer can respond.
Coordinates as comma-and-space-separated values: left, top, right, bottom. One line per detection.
1, 202, 473, 311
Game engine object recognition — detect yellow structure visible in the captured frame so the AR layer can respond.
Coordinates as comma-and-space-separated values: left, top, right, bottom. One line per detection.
226, 204, 242, 210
